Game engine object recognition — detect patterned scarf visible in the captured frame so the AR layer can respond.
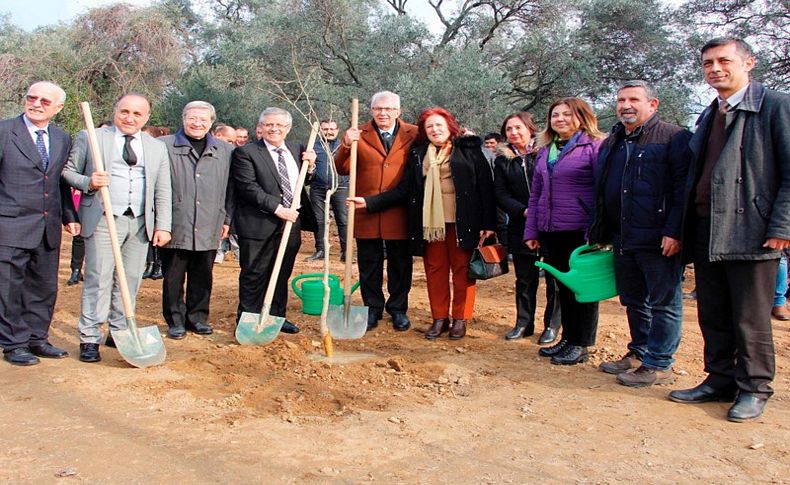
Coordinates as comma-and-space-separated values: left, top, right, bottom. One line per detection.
422, 141, 453, 242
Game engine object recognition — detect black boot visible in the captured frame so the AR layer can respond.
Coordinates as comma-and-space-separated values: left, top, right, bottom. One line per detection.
66, 269, 82, 286
505, 321, 534, 340
150, 261, 163, 280
141, 262, 154, 279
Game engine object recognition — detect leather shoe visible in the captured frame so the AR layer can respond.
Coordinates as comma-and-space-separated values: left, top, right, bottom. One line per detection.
538, 339, 568, 357
449, 319, 467, 340
187, 321, 214, 335
29, 342, 68, 359
728, 393, 768, 422
367, 311, 382, 331
79, 343, 101, 363
668, 382, 737, 404
550, 345, 588, 365
771, 305, 790, 321
66, 269, 82, 286
141, 262, 154, 279
305, 250, 325, 262
150, 261, 163, 280
505, 322, 534, 340
167, 324, 187, 340
3, 347, 40, 366
392, 313, 411, 332
538, 326, 559, 345
425, 318, 449, 339
280, 320, 300, 334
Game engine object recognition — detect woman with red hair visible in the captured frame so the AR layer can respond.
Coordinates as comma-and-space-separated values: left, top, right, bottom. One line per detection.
349, 107, 496, 339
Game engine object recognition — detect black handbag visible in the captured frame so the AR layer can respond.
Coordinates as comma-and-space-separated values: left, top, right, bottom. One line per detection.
468, 236, 509, 280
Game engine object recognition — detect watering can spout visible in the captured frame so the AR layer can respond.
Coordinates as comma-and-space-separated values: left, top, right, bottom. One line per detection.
534, 261, 579, 293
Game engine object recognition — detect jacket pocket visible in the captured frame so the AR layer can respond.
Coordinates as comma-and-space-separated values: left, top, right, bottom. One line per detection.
753, 195, 773, 221
0, 204, 20, 217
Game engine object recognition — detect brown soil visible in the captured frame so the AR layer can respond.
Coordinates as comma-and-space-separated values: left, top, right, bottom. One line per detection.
1, 233, 789, 484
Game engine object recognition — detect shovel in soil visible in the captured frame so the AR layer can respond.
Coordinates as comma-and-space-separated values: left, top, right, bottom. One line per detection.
79, 102, 166, 368
236, 122, 320, 345
327, 99, 369, 340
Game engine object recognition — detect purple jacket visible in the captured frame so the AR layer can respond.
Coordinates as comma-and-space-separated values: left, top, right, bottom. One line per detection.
524, 132, 603, 240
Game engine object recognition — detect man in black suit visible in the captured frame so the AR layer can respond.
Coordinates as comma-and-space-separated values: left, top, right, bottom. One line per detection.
231, 108, 317, 333
0, 81, 79, 366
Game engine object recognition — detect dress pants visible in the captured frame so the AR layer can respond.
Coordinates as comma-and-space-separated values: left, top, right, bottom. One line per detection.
512, 253, 561, 330
70, 235, 85, 271
310, 185, 348, 253
79, 213, 148, 344
423, 224, 475, 320
539, 231, 599, 347
237, 220, 301, 319
356, 238, 412, 318
694, 219, 776, 397
0, 237, 60, 351
160, 248, 216, 328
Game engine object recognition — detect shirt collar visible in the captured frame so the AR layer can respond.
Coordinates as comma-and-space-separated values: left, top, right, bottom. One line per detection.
720, 82, 750, 110
22, 114, 48, 133
264, 140, 287, 152
115, 127, 141, 140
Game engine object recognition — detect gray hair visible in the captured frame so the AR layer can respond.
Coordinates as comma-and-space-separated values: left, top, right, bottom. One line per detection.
258, 107, 292, 126
28, 81, 66, 104
617, 80, 658, 101
370, 91, 400, 109
182, 100, 216, 122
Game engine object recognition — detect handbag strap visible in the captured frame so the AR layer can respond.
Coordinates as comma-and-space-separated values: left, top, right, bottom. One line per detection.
478, 233, 499, 248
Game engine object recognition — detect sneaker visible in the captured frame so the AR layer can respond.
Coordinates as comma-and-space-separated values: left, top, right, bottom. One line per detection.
599, 351, 641, 374
616, 365, 674, 388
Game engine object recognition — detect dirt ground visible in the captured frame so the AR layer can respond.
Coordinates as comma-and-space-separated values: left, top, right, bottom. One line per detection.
1, 231, 789, 484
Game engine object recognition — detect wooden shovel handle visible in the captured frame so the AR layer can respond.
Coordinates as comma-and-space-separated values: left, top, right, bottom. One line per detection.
79, 102, 136, 322
261, 122, 320, 307
343, 99, 359, 296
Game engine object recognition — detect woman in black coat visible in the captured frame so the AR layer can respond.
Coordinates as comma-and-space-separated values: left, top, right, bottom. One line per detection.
349, 107, 496, 340
494, 112, 562, 344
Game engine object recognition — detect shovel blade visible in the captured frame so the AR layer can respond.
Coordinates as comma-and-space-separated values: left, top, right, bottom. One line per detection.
235, 311, 284, 345
326, 304, 368, 340
111, 323, 166, 369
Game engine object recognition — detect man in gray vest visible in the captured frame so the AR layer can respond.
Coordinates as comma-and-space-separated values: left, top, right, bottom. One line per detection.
63, 93, 172, 363
159, 101, 233, 339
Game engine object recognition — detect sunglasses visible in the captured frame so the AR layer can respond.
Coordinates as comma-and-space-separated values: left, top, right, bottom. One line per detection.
25, 95, 54, 107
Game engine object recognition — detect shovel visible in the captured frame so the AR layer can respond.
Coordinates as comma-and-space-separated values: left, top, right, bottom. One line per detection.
327, 99, 369, 339
236, 122, 320, 345
79, 102, 166, 368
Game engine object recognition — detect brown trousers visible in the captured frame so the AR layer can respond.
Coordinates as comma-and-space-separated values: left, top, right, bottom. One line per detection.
423, 224, 476, 320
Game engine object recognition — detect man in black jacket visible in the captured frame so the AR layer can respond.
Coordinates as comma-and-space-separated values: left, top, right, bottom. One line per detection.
589, 80, 691, 387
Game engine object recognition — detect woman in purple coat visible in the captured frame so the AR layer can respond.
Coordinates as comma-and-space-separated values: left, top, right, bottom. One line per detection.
524, 98, 605, 365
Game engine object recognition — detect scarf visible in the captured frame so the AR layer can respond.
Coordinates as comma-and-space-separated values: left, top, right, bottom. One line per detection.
422, 141, 453, 242
547, 131, 582, 175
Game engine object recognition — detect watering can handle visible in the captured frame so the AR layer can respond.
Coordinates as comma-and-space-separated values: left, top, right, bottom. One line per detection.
570, 243, 598, 261
290, 273, 339, 298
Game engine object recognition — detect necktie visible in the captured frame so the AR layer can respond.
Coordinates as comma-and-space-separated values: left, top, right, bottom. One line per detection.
35, 130, 49, 171
381, 131, 393, 153
275, 148, 293, 208
123, 135, 138, 166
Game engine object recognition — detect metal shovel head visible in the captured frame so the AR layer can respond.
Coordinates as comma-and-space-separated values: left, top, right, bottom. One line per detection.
111, 321, 166, 369
326, 301, 368, 340
235, 310, 284, 346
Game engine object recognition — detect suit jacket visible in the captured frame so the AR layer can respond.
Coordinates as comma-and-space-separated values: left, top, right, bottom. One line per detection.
335, 119, 417, 239
0, 115, 76, 250
231, 139, 317, 240
62, 127, 172, 240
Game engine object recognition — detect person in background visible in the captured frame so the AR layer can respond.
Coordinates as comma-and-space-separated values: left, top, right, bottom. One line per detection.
525, 97, 605, 365
494, 112, 561, 344
140, 125, 169, 280
349, 107, 496, 340
212, 124, 237, 144
235, 127, 249, 147
483, 133, 501, 160
771, 254, 789, 320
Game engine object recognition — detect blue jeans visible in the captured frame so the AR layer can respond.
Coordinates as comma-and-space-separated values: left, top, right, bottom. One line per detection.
774, 255, 787, 306
613, 240, 683, 370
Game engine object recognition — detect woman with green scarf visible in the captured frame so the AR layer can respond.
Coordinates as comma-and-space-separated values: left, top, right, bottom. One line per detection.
348, 107, 496, 340
524, 97, 606, 365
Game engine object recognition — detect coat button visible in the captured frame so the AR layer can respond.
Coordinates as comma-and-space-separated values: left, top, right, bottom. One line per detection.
736, 208, 744, 214
736, 177, 743, 183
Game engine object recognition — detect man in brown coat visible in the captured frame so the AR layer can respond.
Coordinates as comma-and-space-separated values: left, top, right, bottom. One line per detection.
335, 91, 417, 332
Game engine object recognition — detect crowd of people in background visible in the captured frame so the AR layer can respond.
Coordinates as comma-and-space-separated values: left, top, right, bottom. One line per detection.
1, 37, 788, 424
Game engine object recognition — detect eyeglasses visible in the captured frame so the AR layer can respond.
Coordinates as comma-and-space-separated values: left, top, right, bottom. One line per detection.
371, 107, 398, 113
261, 123, 289, 129
25, 95, 54, 107
185, 116, 211, 125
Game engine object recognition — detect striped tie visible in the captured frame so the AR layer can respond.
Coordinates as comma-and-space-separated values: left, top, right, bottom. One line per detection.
275, 147, 293, 208
35, 130, 49, 171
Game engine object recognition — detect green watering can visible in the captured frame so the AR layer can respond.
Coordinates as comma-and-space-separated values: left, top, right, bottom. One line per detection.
291, 273, 361, 316
534, 244, 618, 303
